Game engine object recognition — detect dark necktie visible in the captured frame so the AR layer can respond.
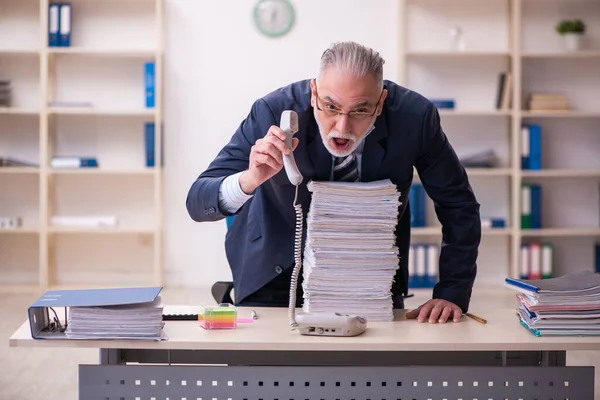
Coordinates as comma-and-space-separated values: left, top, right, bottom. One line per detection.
333, 152, 359, 182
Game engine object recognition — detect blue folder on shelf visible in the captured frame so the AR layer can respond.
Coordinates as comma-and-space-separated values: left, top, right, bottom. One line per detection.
28, 286, 163, 339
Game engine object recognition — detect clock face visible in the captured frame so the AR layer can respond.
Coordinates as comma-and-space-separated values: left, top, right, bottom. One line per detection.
253, 0, 295, 37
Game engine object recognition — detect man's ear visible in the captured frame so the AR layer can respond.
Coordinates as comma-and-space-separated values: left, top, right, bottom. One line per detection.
309, 79, 317, 107
376, 89, 388, 116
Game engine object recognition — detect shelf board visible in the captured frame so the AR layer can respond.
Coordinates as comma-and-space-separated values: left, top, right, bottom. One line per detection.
521, 110, 600, 118
521, 228, 600, 237
0, 107, 40, 115
438, 110, 512, 117
466, 168, 512, 177
482, 228, 513, 236
0, 49, 39, 55
0, 284, 42, 293
0, 167, 39, 174
47, 47, 157, 58
48, 107, 156, 117
49, 168, 156, 176
413, 167, 511, 178
411, 227, 512, 236
49, 227, 155, 235
407, 50, 511, 57
521, 169, 600, 178
411, 227, 441, 236
0, 228, 40, 234
522, 51, 600, 59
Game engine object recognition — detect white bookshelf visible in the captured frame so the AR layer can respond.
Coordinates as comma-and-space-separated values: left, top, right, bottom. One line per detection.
400, 0, 600, 286
0, 0, 164, 290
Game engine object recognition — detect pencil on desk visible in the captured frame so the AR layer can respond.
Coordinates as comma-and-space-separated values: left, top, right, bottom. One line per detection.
465, 312, 487, 324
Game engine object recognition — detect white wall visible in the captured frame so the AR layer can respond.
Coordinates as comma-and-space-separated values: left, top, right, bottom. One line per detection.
162, 0, 402, 287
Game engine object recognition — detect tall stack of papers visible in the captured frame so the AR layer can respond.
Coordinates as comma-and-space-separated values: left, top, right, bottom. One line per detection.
505, 270, 600, 336
302, 179, 401, 322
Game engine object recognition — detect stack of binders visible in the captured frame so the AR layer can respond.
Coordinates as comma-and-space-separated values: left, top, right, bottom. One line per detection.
301, 179, 401, 321
505, 270, 600, 336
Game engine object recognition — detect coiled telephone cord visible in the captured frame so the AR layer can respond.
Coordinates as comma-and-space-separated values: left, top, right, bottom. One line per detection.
288, 184, 303, 330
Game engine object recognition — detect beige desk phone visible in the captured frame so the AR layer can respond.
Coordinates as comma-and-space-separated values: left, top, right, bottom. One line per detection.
280, 110, 367, 337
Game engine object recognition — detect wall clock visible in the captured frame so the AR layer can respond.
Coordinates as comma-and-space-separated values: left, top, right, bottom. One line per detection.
253, 0, 295, 38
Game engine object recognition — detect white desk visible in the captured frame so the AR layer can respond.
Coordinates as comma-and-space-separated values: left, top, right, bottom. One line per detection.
9, 307, 600, 399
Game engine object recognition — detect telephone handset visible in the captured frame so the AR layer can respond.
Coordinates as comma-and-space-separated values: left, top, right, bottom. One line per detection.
279, 110, 303, 186
281, 110, 367, 337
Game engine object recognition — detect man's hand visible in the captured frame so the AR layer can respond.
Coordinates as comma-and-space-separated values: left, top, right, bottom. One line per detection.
239, 125, 299, 194
406, 299, 462, 323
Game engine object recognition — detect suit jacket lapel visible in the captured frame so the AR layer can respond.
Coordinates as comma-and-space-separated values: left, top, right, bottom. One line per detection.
306, 119, 333, 181
361, 111, 388, 182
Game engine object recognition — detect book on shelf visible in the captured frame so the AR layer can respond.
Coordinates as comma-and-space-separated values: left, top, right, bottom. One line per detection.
0, 157, 38, 167
519, 242, 553, 280
505, 270, 600, 337
481, 217, 505, 229
527, 93, 570, 112
0, 80, 11, 107
51, 215, 118, 228
521, 124, 541, 170
51, 156, 98, 168
430, 99, 455, 110
409, 183, 426, 227
145, 62, 155, 109
495, 71, 512, 111
459, 149, 498, 168
408, 243, 438, 289
145, 122, 155, 167
596, 244, 600, 274
0, 217, 22, 229
48, 2, 71, 47
521, 184, 541, 229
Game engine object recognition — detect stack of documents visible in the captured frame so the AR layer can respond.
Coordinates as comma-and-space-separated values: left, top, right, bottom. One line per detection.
505, 271, 600, 336
28, 286, 166, 341
302, 179, 401, 321
65, 296, 164, 340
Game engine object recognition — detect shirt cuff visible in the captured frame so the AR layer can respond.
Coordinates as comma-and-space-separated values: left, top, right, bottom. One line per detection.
218, 171, 254, 214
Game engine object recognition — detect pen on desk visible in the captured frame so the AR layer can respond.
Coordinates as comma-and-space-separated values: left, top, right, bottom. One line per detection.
251, 310, 258, 320
465, 312, 487, 324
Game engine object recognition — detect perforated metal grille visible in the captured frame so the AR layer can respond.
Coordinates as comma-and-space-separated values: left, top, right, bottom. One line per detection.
79, 364, 593, 400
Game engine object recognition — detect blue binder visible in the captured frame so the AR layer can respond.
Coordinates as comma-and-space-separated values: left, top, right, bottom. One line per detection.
145, 122, 155, 167
48, 3, 60, 46
145, 62, 155, 108
58, 3, 71, 47
28, 286, 163, 339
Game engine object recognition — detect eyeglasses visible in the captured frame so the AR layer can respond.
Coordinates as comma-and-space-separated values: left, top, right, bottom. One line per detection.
314, 84, 383, 121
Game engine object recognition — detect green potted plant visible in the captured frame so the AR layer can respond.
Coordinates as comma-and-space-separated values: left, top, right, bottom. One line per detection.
555, 19, 586, 52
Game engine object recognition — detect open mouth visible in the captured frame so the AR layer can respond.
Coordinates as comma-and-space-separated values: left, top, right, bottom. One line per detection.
332, 137, 352, 152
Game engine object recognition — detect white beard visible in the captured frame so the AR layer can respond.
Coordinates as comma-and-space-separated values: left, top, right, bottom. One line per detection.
316, 118, 376, 158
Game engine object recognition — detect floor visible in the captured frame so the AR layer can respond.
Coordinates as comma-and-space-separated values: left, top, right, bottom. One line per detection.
2, 286, 600, 399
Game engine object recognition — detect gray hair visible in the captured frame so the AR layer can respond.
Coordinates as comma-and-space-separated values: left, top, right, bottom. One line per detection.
318, 41, 385, 88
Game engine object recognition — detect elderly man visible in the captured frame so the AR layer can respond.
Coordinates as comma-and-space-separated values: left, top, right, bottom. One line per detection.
187, 41, 481, 324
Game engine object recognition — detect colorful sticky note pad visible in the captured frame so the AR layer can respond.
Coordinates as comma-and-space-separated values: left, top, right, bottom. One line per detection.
198, 304, 238, 330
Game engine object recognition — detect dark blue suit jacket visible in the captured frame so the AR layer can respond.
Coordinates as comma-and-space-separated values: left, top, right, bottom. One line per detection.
186, 79, 481, 312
